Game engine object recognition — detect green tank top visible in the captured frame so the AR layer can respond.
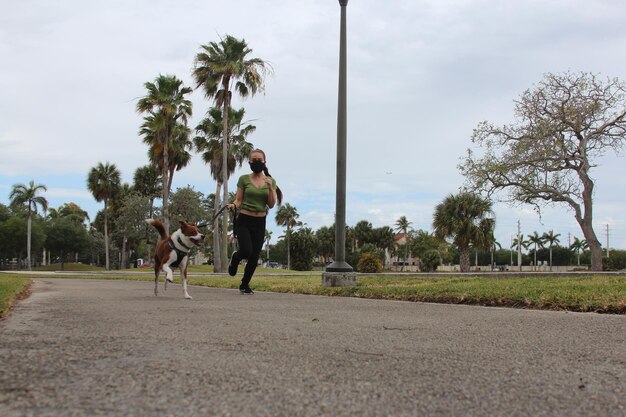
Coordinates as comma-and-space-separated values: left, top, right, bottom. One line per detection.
237, 174, 277, 213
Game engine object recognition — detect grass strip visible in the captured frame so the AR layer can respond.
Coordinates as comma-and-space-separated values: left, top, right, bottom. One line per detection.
0, 276, 32, 319
5, 271, 626, 314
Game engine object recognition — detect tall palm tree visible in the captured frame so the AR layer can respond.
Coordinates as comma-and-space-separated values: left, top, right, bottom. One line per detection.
193, 34, 271, 270
433, 193, 495, 272
542, 230, 561, 271
56, 203, 90, 225
133, 164, 162, 219
265, 230, 272, 264
490, 240, 502, 270
570, 237, 588, 266
141, 116, 193, 195
137, 74, 193, 233
194, 106, 255, 272
9, 180, 48, 270
87, 162, 121, 270
527, 231, 544, 271
394, 216, 412, 271
511, 236, 529, 268
275, 203, 300, 270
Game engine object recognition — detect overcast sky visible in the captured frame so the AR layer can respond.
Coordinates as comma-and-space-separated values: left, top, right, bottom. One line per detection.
1, 0, 625, 250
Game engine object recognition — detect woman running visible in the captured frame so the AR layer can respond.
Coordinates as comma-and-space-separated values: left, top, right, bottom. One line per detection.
227, 149, 282, 293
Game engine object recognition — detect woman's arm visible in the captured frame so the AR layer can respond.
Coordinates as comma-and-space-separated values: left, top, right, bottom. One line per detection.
265, 177, 276, 209
228, 187, 244, 210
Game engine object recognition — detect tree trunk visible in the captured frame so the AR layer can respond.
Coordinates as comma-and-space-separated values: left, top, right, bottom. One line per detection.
104, 200, 110, 271
168, 166, 175, 199
577, 156, 603, 271
580, 221, 603, 271
162, 132, 170, 234
220, 99, 230, 273
287, 228, 291, 270
405, 241, 409, 272
121, 236, 127, 270
26, 212, 32, 271
146, 197, 155, 264
459, 247, 470, 272
549, 246, 553, 272
213, 182, 223, 272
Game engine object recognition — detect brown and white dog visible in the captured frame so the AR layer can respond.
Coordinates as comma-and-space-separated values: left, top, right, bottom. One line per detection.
145, 219, 205, 299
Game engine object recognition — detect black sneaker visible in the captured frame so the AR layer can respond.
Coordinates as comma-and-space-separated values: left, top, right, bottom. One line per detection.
239, 285, 254, 294
228, 253, 238, 276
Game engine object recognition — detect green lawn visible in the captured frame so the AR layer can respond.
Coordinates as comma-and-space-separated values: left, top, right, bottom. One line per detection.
0, 276, 32, 319
3, 270, 623, 314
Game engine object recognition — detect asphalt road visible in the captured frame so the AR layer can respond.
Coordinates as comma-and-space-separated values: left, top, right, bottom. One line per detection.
0, 278, 624, 417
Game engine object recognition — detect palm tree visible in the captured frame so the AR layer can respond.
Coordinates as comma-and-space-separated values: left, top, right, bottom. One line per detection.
527, 231, 544, 271
264, 230, 272, 264
542, 230, 561, 271
194, 106, 256, 272
133, 164, 162, 219
394, 216, 412, 271
570, 237, 588, 266
490, 240, 502, 270
136, 74, 193, 233
193, 34, 271, 270
141, 116, 193, 195
433, 193, 495, 272
275, 203, 300, 270
511, 236, 529, 268
87, 162, 121, 270
9, 180, 48, 270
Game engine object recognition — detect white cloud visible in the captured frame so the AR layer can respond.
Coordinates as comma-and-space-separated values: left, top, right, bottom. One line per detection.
1, 0, 625, 250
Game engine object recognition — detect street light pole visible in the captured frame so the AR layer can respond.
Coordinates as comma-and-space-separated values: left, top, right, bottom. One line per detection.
323, 0, 355, 286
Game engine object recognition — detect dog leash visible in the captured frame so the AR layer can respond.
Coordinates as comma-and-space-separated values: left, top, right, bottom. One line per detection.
197, 205, 230, 228
199, 205, 239, 239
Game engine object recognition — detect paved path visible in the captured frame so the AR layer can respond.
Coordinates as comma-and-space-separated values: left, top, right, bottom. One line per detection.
1, 278, 624, 417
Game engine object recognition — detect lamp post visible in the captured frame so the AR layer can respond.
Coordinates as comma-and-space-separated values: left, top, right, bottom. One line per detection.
323, 0, 356, 286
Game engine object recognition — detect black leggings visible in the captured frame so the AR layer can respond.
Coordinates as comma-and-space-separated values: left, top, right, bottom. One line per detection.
233, 214, 266, 287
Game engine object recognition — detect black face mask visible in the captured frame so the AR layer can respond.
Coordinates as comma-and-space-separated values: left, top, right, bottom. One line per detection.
249, 160, 265, 173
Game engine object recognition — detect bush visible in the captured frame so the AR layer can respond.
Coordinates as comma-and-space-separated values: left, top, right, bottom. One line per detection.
604, 250, 626, 271
357, 252, 383, 273
290, 228, 318, 271
419, 250, 440, 272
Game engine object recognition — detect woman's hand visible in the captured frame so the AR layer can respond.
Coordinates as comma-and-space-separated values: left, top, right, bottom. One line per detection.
264, 177, 274, 189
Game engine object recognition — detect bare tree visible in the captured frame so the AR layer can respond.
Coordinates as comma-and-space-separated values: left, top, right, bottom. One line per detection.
460, 72, 626, 271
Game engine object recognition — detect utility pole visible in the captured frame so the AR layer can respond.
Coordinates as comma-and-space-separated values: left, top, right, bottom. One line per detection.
517, 219, 522, 271
322, 0, 356, 287
510, 234, 513, 267
606, 224, 610, 258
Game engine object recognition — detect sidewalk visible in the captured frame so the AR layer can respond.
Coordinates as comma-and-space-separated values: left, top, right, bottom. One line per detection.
1, 278, 624, 417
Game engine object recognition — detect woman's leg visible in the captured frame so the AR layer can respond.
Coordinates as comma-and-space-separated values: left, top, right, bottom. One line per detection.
241, 217, 266, 289
230, 215, 253, 276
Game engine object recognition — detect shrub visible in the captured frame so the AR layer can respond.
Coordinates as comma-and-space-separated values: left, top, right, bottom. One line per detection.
605, 250, 626, 271
357, 252, 383, 273
419, 249, 441, 272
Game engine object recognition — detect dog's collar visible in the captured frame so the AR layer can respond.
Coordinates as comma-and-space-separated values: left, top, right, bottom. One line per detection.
176, 236, 192, 251
168, 238, 190, 254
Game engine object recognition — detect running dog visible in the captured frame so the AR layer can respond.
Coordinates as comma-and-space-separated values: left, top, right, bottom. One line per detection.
145, 219, 205, 299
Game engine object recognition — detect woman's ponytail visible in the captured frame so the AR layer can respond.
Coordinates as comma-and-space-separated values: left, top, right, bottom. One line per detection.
263, 165, 283, 205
